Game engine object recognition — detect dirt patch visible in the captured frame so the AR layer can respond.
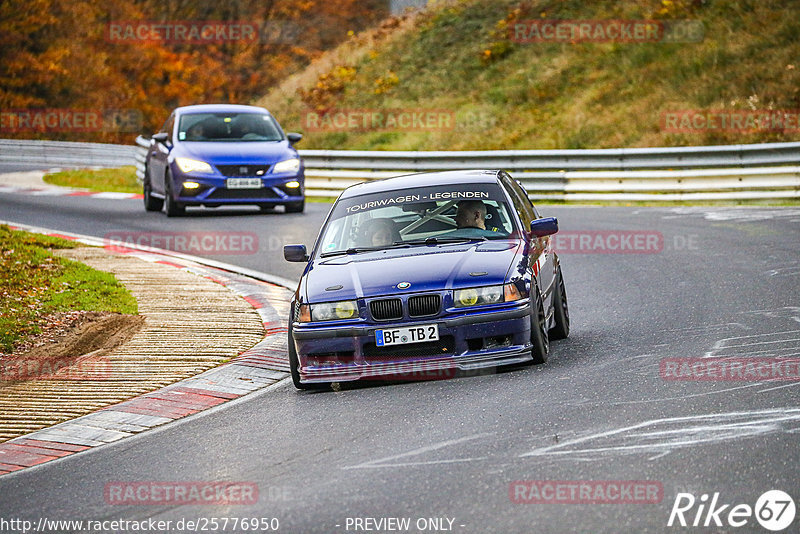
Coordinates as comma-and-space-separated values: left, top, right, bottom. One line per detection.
0, 312, 144, 383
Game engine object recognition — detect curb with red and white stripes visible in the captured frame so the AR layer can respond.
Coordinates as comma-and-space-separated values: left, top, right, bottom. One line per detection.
0, 222, 296, 476
0, 185, 144, 200
0, 169, 142, 200
0, 185, 142, 200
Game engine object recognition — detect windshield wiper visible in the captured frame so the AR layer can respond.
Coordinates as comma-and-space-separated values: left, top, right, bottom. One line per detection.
401, 236, 488, 246
320, 243, 411, 258
319, 237, 490, 257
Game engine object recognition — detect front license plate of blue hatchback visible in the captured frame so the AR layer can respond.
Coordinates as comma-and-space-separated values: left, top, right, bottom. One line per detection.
226, 178, 262, 189
375, 324, 439, 347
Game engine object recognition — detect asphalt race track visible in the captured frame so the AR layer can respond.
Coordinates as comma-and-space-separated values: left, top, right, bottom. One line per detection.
1, 179, 799, 533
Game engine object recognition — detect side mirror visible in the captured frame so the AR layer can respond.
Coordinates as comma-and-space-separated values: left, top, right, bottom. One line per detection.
284, 244, 309, 262
530, 217, 558, 237
286, 132, 303, 144
152, 132, 170, 144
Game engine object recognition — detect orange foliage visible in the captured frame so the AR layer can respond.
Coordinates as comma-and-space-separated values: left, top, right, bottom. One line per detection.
0, 0, 387, 142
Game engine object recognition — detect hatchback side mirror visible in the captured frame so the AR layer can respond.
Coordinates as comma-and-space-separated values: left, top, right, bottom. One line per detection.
530, 217, 558, 237
284, 244, 309, 262
286, 132, 303, 144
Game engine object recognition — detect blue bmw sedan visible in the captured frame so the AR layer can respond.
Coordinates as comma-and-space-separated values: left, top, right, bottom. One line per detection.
143, 104, 305, 216
283, 170, 569, 389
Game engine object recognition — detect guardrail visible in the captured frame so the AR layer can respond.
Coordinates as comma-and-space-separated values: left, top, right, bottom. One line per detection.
299, 142, 800, 171
297, 141, 800, 201
0, 139, 137, 168
4, 137, 799, 201
302, 167, 800, 201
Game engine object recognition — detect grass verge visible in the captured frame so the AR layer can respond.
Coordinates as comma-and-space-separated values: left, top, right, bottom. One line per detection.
0, 225, 138, 352
43, 166, 139, 194
259, 0, 800, 151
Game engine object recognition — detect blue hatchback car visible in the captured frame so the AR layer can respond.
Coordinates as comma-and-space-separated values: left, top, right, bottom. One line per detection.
283, 170, 570, 389
143, 104, 305, 216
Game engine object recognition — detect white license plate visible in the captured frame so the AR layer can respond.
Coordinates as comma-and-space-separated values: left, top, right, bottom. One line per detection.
375, 324, 439, 347
226, 178, 262, 189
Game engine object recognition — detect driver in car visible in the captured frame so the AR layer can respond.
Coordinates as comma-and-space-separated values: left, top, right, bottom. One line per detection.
186, 123, 206, 140
450, 199, 498, 237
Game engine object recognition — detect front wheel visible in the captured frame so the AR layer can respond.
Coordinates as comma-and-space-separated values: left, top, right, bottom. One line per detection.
284, 200, 304, 213
143, 175, 163, 212
530, 283, 549, 364
549, 264, 570, 340
288, 320, 329, 391
164, 171, 185, 217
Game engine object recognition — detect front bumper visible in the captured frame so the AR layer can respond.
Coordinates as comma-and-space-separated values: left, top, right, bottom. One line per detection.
292, 303, 533, 383
170, 170, 304, 206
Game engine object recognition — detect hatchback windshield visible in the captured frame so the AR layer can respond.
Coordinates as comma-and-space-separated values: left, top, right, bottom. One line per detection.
177, 112, 284, 142
317, 182, 517, 256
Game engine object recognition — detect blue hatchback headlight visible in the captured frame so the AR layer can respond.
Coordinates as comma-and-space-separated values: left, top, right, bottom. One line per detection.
272, 158, 300, 173
175, 157, 213, 174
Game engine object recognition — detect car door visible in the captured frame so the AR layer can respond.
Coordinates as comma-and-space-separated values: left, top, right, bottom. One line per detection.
500, 173, 556, 306
148, 112, 175, 194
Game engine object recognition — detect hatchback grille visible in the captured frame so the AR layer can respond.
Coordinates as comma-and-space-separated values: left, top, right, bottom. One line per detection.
370, 298, 403, 321
206, 188, 277, 200
408, 294, 441, 317
216, 165, 271, 177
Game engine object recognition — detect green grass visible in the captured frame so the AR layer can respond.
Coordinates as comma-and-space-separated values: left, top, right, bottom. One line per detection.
43, 166, 139, 194
258, 0, 800, 151
0, 225, 138, 352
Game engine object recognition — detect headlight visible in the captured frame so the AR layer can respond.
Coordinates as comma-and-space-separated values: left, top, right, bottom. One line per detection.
301, 300, 359, 322
454, 284, 521, 308
272, 158, 300, 173
175, 158, 213, 174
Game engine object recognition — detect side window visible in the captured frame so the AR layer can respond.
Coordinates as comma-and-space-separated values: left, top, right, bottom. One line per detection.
501, 175, 534, 229
516, 180, 541, 218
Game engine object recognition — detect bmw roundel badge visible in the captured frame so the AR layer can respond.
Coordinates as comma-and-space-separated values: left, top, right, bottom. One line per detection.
397, 281, 411, 289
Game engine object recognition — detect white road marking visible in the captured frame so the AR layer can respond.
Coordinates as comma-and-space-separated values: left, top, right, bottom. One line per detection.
704, 329, 800, 357
749, 307, 800, 324
757, 381, 800, 394
342, 432, 494, 470
766, 266, 800, 277
602, 383, 765, 405
520, 408, 800, 460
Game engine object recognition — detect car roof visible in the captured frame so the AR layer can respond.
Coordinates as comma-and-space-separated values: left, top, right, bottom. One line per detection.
174, 104, 272, 115
339, 170, 503, 199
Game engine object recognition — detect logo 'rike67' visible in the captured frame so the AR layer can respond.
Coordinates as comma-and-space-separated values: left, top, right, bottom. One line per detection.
668, 490, 796, 531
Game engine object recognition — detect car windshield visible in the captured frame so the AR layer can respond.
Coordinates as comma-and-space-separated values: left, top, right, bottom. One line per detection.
317, 182, 517, 257
177, 112, 284, 142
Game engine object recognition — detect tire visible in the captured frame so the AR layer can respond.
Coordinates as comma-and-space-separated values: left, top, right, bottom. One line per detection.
285, 200, 305, 213
530, 282, 549, 364
143, 175, 163, 212
288, 320, 329, 390
164, 171, 185, 217
549, 264, 570, 340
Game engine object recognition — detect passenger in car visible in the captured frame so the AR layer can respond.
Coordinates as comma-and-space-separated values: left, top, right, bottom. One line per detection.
363, 218, 401, 246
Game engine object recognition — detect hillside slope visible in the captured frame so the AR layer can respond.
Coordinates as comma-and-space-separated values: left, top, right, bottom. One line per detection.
257, 0, 800, 150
